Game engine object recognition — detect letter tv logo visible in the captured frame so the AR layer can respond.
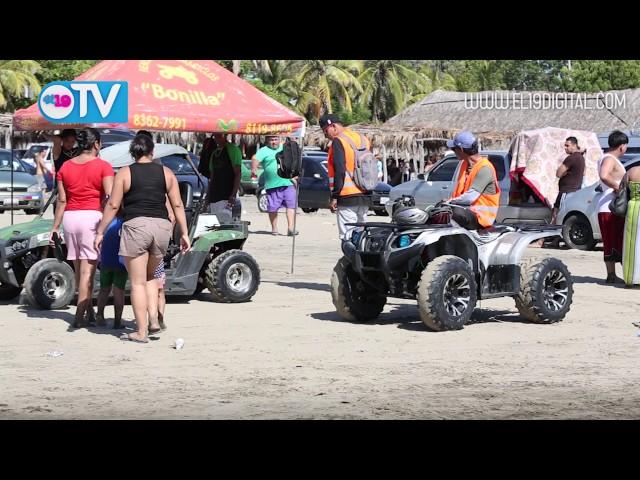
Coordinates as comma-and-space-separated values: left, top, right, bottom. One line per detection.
38, 81, 128, 123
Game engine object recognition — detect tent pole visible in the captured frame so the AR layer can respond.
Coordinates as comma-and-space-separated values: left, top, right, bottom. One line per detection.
10, 122, 14, 226
290, 123, 306, 274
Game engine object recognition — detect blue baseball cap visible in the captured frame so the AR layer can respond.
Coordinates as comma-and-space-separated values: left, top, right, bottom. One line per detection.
446, 131, 476, 149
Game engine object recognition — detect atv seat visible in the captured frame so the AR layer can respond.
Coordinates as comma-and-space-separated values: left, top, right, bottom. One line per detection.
477, 224, 514, 236
470, 224, 515, 244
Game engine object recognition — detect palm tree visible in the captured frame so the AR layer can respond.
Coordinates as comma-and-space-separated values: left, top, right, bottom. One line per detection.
0, 60, 41, 111
358, 60, 429, 123
292, 60, 364, 122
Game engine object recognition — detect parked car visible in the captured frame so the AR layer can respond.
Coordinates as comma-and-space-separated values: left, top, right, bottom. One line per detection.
255, 153, 391, 214
0, 149, 44, 215
18, 159, 53, 191
556, 155, 640, 250
240, 159, 262, 196
385, 151, 552, 224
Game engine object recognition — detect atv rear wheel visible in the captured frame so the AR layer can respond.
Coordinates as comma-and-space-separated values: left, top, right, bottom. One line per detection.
331, 256, 386, 322
417, 255, 477, 331
515, 257, 573, 323
204, 249, 260, 302
23, 258, 76, 309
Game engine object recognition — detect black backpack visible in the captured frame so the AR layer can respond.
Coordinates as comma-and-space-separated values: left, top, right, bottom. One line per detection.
276, 138, 303, 178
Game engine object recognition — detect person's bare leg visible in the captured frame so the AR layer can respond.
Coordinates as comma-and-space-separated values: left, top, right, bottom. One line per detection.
268, 212, 278, 233
157, 284, 166, 330
73, 260, 80, 306
75, 260, 96, 327
96, 286, 110, 326
286, 208, 296, 233
112, 287, 125, 328
146, 256, 161, 332
124, 254, 150, 340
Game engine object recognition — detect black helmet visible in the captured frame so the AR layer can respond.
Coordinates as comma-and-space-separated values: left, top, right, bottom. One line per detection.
393, 206, 429, 225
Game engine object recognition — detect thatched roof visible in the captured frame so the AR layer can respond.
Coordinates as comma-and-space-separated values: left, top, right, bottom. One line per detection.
303, 124, 514, 154
385, 88, 640, 135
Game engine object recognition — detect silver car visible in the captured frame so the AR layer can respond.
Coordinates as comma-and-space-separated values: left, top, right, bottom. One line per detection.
556, 154, 640, 250
0, 149, 44, 215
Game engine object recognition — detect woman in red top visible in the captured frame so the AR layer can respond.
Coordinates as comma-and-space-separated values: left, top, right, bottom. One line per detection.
52, 128, 114, 328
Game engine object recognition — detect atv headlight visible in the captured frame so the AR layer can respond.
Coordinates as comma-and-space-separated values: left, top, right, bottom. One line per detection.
398, 235, 411, 248
394, 233, 420, 248
27, 183, 41, 192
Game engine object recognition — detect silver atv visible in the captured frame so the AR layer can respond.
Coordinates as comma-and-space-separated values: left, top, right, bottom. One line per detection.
331, 200, 573, 331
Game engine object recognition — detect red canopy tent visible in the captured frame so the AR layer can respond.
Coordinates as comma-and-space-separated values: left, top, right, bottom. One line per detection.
13, 60, 305, 135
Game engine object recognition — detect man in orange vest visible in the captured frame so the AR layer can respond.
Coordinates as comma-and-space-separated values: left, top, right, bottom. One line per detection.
446, 131, 500, 230
320, 114, 371, 239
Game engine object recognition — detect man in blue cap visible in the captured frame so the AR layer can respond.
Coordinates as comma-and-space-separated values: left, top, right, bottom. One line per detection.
445, 131, 500, 229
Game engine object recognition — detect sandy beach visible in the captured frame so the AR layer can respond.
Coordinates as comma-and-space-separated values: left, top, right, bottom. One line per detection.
1, 200, 639, 420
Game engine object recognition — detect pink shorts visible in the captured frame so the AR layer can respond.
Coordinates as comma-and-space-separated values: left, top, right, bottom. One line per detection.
62, 210, 102, 261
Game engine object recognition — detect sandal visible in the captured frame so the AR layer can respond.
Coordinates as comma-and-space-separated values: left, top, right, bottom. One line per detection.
120, 333, 149, 344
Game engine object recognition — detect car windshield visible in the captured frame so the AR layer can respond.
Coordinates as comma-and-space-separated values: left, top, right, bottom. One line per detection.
21, 145, 51, 161
160, 154, 196, 175
0, 150, 27, 172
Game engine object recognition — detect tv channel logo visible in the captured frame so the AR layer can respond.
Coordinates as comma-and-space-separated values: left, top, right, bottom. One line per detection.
38, 81, 128, 123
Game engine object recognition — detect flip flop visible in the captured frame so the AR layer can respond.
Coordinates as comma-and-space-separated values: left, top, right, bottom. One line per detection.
148, 327, 162, 334
120, 333, 149, 344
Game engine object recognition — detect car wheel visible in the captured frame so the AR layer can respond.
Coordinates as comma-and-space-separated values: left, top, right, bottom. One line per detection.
257, 192, 269, 213
23, 258, 76, 309
25, 209, 40, 215
238, 184, 245, 197
301, 208, 318, 213
562, 214, 597, 250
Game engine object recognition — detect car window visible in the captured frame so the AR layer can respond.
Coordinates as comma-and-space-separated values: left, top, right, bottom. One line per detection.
160, 154, 195, 175
428, 158, 459, 181
0, 157, 27, 172
303, 159, 321, 178
487, 155, 506, 181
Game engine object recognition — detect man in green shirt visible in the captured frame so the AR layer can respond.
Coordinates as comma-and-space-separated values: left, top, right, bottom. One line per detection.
208, 134, 243, 222
251, 136, 298, 236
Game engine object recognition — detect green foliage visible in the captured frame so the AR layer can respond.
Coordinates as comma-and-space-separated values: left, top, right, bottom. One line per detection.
562, 60, 640, 92
36, 60, 98, 84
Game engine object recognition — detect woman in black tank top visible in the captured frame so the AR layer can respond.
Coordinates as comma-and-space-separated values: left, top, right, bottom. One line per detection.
95, 135, 190, 343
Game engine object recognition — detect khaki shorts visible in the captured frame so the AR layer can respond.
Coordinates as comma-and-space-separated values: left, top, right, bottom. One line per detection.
119, 217, 172, 259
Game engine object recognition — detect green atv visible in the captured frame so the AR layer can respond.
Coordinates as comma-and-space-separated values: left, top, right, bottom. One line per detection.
0, 178, 260, 309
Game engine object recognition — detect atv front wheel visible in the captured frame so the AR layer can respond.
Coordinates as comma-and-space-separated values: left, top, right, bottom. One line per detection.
417, 255, 477, 331
515, 257, 573, 323
23, 258, 76, 309
204, 249, 260, 302
331, 257, 386, 322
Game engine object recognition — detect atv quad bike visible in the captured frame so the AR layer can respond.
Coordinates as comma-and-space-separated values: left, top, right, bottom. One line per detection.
0, 159, 260, 309
331, 199, 573, 331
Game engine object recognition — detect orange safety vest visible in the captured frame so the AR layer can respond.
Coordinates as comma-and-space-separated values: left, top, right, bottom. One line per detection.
327, 129, 368, 197
451, 156, 500, 228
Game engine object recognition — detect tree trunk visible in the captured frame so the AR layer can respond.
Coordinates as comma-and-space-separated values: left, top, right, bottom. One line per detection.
232, 60, 241, 76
